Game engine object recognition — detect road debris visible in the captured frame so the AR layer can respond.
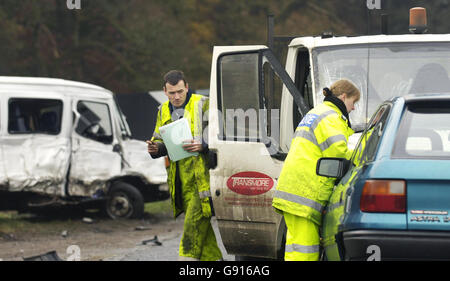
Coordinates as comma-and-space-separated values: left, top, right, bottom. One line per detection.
141, 235, 162, 246
135, 226, 152, 231
1, 233, 16, 241
23, 251, 63, 261
82, 217, 94, 224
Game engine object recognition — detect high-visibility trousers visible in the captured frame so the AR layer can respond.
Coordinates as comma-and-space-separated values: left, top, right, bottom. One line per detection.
284, 212, 320, 261
179, 215, 222, 261
178, 182, 222, 261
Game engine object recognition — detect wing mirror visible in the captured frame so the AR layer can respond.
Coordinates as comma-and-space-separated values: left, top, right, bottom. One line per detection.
316, 157, 350, 180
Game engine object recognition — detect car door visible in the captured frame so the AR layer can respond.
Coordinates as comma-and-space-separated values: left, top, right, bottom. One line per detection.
208, 46, 309, 258
2, 95, 71, 196
322, 103, 392, 260
69, 98, 121, 197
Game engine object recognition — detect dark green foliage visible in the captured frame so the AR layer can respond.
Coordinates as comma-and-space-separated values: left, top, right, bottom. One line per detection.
0, 0, 448, 92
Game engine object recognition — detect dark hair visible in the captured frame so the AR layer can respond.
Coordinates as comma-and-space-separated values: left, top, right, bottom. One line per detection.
323, 87, 333, 97
163, 70, 187, 88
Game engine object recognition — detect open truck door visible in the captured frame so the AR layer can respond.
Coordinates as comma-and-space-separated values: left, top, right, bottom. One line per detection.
208, 46, 309, 259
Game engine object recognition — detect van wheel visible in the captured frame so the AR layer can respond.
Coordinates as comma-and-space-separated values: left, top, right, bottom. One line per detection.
106, 182, 144, 219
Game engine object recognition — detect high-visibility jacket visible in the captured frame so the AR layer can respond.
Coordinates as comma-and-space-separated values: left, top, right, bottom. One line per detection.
152, 93, 212, 218
272, 101, 354, 225
352, 127, 374, 166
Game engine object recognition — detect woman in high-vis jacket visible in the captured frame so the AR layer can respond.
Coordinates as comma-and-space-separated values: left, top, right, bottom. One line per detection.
272, 79, 361, 261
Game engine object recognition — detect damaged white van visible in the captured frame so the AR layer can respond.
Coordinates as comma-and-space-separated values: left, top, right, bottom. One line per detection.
0, 77, 168, 219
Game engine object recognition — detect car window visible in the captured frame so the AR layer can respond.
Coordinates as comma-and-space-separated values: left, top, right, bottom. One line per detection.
352, 104, 391, 165
392, 101, 450, 159
75, 101, 113, 144
8, 98, 63, 135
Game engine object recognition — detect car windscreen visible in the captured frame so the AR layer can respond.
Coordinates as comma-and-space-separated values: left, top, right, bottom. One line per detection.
313, 42, 450, 129
392, 100, 450, 159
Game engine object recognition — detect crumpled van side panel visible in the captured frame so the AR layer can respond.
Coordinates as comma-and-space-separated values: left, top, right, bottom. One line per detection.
2, 136, 70, 195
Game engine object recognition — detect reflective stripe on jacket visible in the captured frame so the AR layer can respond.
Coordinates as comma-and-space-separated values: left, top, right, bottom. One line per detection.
272, 101, 354, 225
152, 93, 211, 218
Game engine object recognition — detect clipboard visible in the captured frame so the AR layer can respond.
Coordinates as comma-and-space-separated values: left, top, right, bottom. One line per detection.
158, 118, 199, 161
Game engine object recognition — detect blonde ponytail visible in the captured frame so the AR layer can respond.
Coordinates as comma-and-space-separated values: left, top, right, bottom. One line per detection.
327, 79, 361, 101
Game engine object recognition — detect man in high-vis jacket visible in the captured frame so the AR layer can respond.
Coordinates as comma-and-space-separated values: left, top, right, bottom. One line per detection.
147, 70, 222, 261
272, 79, 361, 261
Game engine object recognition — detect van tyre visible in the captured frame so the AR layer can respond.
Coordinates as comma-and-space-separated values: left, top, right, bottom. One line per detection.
106, 182, 144, 219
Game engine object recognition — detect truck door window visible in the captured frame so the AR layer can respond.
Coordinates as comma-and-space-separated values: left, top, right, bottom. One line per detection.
219, 52, 261, 142
75, 101, 113, 144
218, 50, 308, 147
296, 49, 313, 108
293, 49, 313, 131
263, 61, 282, 138
8, 98, 62, 135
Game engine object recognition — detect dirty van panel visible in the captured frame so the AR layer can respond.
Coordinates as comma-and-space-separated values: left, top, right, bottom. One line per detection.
109, 100, 167, 188
120, 139, 167, 185
2, 98, 70, 195
70, 100, 121, 196
209, 47, 282, 259
209, 46, 307, 259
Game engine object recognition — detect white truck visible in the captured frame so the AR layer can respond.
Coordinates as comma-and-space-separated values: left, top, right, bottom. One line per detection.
208, 8, 450, 259
0, 77, 168, 219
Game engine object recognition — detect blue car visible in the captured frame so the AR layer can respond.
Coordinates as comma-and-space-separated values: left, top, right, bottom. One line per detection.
318, 94, 450, 261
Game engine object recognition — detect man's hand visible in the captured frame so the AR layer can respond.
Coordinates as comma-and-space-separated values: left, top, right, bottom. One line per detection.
182, 139, 203, 153
146, 140, 159, 154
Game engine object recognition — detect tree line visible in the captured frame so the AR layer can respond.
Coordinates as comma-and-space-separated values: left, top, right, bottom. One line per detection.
0, 0, 448, 93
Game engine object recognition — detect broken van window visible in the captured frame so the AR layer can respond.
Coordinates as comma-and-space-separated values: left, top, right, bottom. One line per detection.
75, 101, 113, 144
8, 98, 63, 135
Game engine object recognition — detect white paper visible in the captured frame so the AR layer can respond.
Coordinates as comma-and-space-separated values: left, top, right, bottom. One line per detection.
159, 118, 198, 161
